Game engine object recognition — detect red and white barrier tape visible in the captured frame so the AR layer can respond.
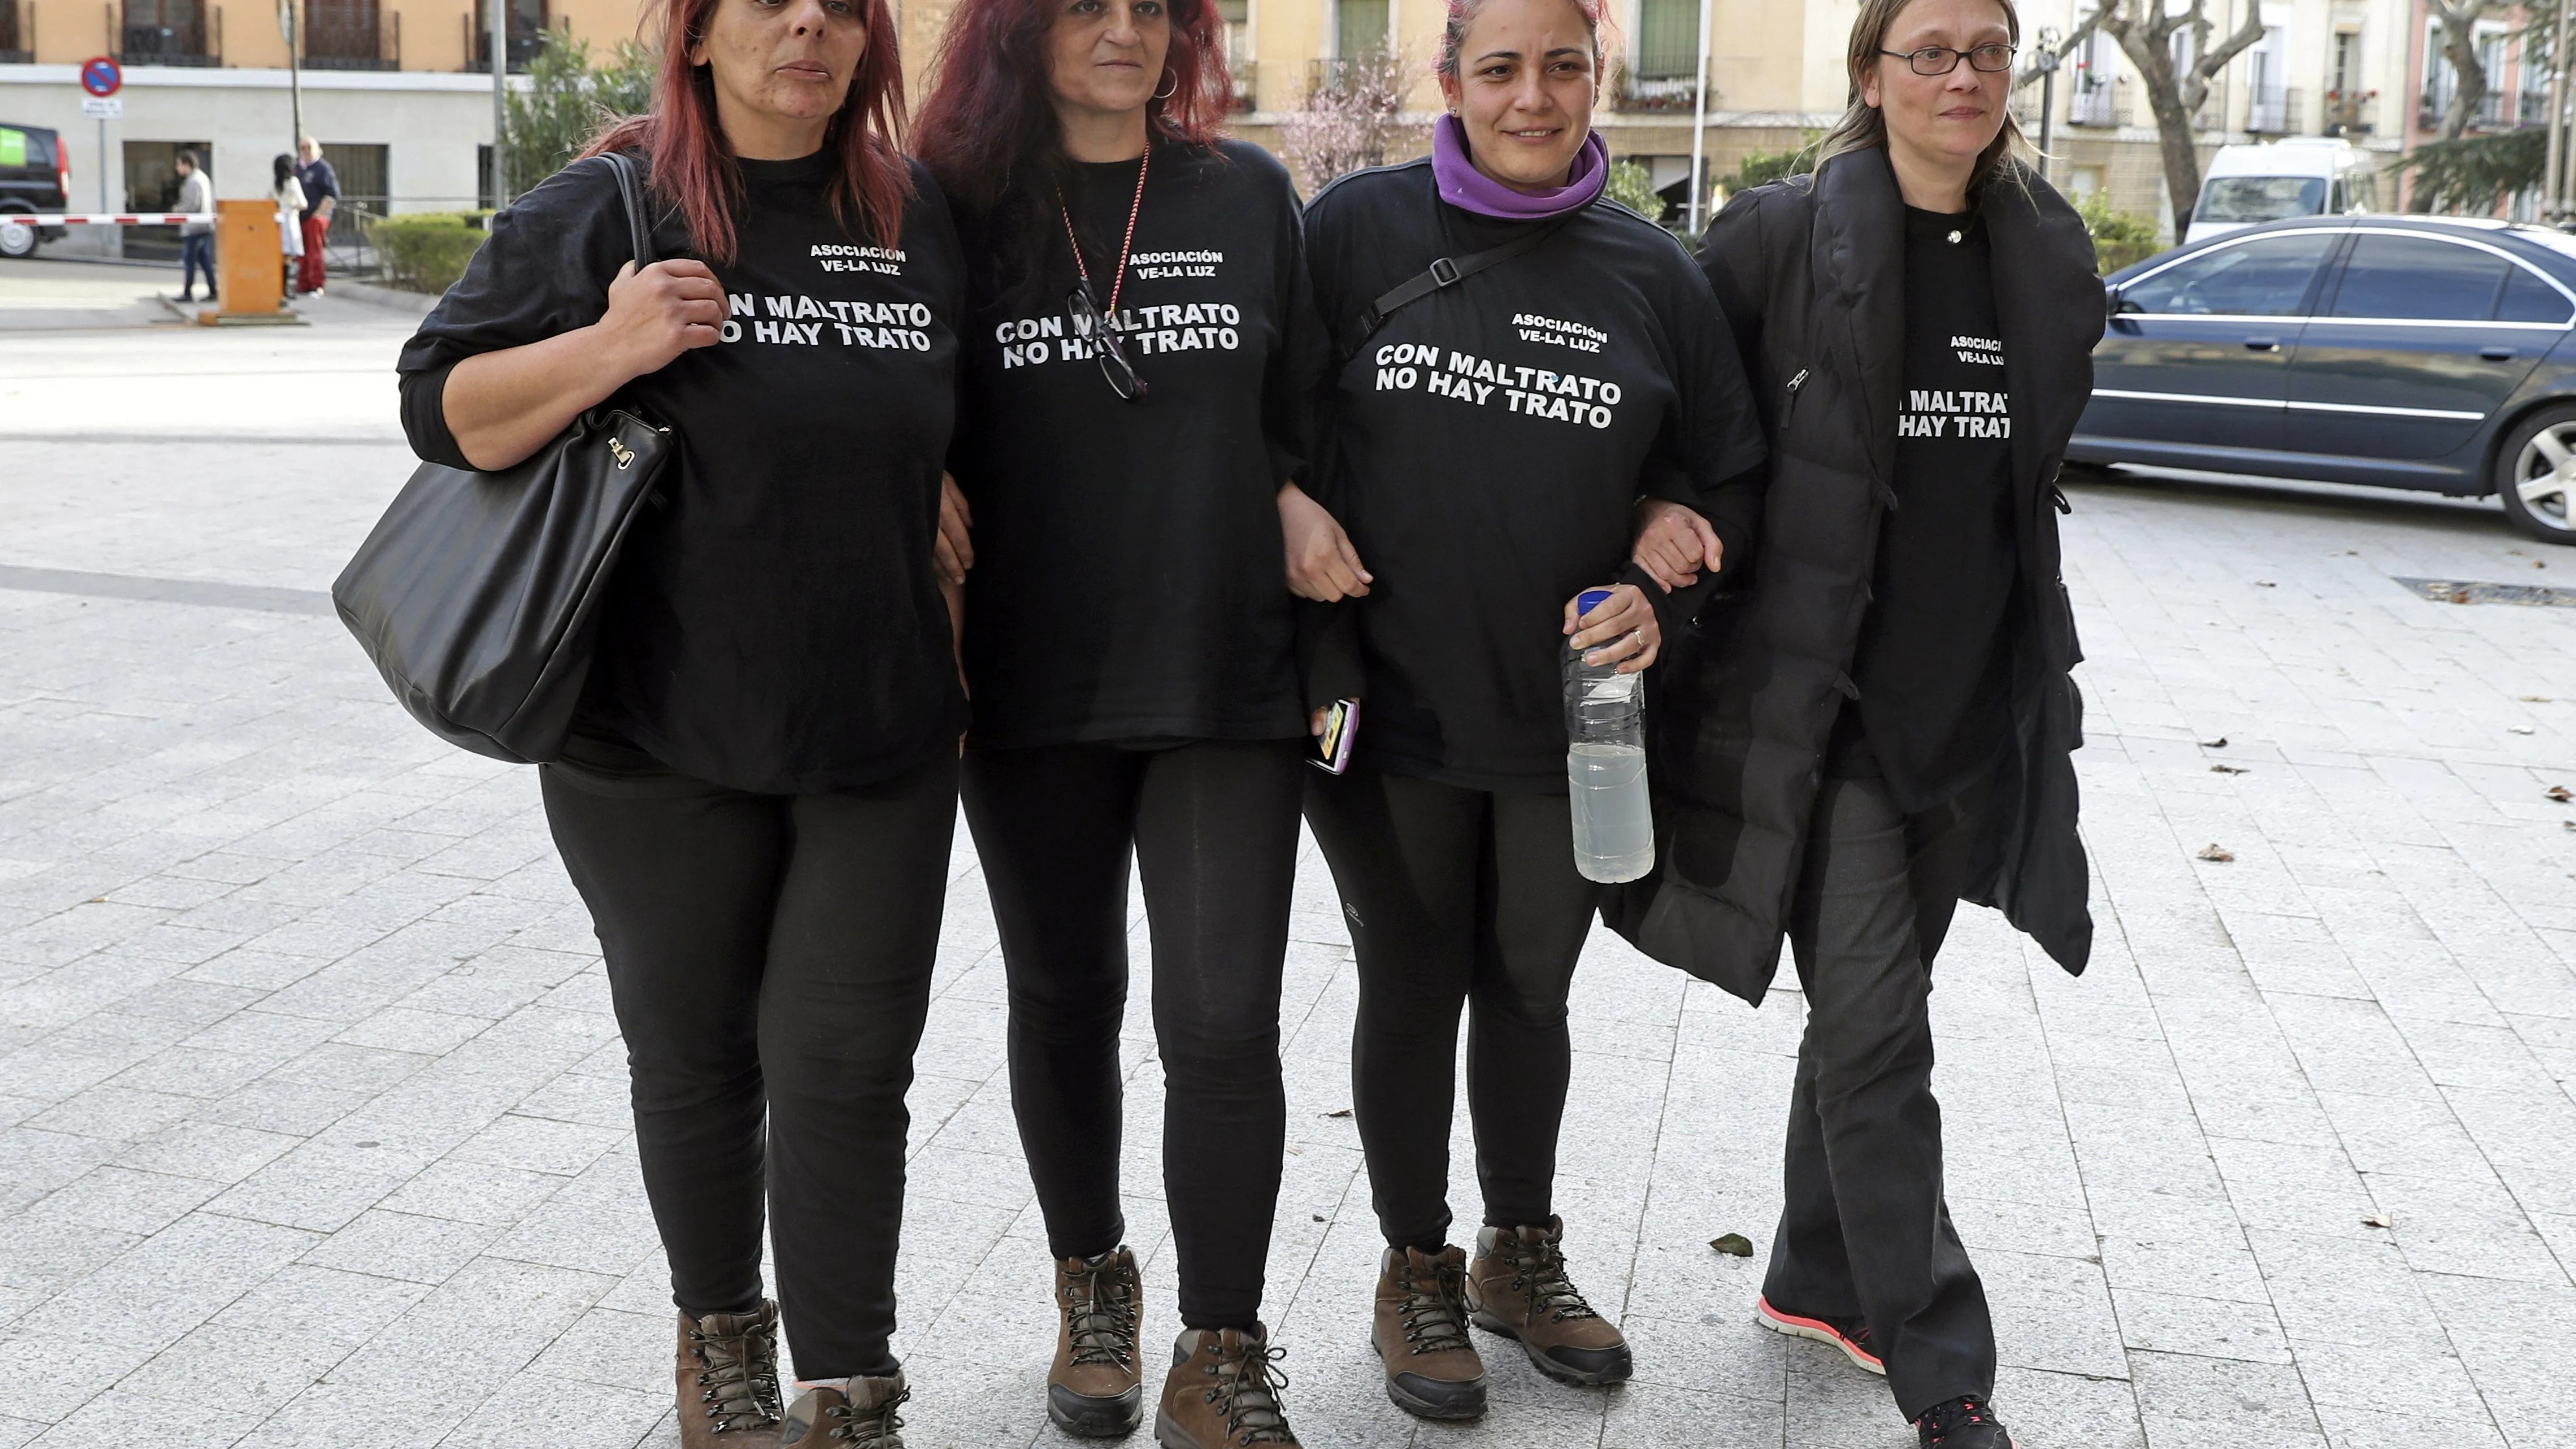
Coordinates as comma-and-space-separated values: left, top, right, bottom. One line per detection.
0, 214, 214, 227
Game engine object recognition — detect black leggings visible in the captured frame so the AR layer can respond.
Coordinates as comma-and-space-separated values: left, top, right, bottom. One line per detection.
961, 738, 1306, 1331
1302, 766, 1602, 1251
540, 749, 957, 1381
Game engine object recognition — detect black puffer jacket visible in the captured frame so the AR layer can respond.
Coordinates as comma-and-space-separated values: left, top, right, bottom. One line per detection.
1600, 146, 2101, 1005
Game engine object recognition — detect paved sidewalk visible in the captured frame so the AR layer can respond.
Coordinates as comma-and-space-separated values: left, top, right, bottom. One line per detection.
1, 312, 2571, 1447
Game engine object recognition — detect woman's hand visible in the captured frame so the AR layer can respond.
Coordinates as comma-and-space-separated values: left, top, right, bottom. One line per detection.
1631, 498, 1723, 593
935, 473, 974, 586
1564, 583, 1660, 674
596, 259, 726, 377
1280, 482, 1371, 601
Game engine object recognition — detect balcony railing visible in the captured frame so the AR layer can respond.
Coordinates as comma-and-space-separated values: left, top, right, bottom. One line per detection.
307, 0, 394, 68
1, 0, 31, 62
2067, 77, 2122, 127
2246, 85, 2298, 134
2520, 88, 2553, 127
1227, 58, 1254, 113
2323, 88, 2375, 136
1614, 52, 1699, 112
114, 0, 220, 66
463, 12, 540, 71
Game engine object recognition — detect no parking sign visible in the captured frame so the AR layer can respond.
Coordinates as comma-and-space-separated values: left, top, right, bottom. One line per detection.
79, 57, 121, 97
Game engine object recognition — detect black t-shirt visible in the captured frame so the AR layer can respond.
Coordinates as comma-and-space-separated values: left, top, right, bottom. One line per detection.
1834, 205, 2019, 809
397, 151, 968, 794
1306, 159, 1767, 792
948, 140, 1326, 747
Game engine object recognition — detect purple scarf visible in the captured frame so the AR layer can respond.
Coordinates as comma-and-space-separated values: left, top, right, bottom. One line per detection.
1430, 112, 1608, 219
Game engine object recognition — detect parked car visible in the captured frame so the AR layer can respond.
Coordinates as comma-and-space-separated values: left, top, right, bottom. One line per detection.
2072, 214, 2576, 543
0, 121, 69, 259
2182, 138, 2380, 247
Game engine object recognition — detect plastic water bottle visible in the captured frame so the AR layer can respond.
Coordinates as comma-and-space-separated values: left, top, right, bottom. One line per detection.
1565, 586, 1654, 884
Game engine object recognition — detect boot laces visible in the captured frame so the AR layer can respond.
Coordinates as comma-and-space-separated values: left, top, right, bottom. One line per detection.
1198, 1339, 1296, 1446
1062, 1256, 1139, 1370
1397, 1255, 1473, 1355
824, 1384, 909, 1446
688, 1317, 782, 1433
1505, 1236, 1601, 1323
1918, 1394, 1994, 1444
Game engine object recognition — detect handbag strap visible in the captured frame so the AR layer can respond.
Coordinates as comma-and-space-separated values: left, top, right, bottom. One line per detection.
602, 151, 658, 270
1340, 216, 1572, 361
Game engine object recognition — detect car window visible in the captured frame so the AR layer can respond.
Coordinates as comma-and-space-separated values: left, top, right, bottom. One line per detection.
2332, 234, 2512, 321
2199, 176, 2328, 224
2119, 232, 2339, 316
0, 128, 25, 171
2345, 166, 2380, 213
2497, 266, 2574, 324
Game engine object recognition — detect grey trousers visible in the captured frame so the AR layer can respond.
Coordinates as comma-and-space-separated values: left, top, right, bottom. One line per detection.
1765, 772, 1995, 1420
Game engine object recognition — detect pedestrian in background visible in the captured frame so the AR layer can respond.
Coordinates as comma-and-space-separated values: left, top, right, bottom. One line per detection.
913, 0, 1329, 1440
271, 153, 306, 301
1615, 0, 2100, 1444
295, 136, 337, 297
1296, 0, 1765, 1422
173, 150, 214, 305
392, 0, 965, 1442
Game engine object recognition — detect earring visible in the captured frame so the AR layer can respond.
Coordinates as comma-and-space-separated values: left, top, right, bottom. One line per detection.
1154, 69, 1179, 101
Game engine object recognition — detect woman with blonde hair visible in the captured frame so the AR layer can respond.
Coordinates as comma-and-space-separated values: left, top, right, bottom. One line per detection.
1617, 1, 2099, 1444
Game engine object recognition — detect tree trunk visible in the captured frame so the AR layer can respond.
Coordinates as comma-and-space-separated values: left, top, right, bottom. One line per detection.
2110, 15, 2206, 235
2433, 2, 2496, 142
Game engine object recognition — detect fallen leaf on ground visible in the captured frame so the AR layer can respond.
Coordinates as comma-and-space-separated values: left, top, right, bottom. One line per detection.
2362, 1211, 2394, 1229
2256, 581, 2277, 588
1322, 1108, 1352, 1118
2200, 737, 2229, 748
2521, 695, 2553, 703
1312, 1214, 1326, 1223
2197, 844, 2236, 863
2512, 725, 2538, 735
1709, 1233, 1754, 1257
2550, 786, 2573, 803
2210, 764, 2249, 775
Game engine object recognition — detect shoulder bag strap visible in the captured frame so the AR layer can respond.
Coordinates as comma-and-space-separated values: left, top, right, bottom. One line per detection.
1340, 215, 1573, 362
603, 151, 658, 270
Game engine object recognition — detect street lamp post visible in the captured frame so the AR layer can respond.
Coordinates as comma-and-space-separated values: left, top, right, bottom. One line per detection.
1683, 0, 1713, 234
490, 0, 509, 208
2034, 28, 2060, 188
2551, 0, 2575, 226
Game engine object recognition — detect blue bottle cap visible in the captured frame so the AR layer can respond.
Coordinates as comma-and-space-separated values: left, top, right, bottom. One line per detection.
1576, 587, 1617, 617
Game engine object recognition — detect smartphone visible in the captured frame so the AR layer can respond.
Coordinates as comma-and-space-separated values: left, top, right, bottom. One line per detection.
1312, 698, 1359, 775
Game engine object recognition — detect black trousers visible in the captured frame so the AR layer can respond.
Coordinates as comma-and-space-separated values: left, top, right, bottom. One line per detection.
1767, 772, 1995, 1420
1303, 766, 1602, 1251
961, 738, 1305, 1331
540, 749, 958, 1381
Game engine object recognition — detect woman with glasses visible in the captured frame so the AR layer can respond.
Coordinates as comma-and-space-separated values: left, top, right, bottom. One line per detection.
914, 1, 1330, 1444
1615, 1, 2097, 1444
1296, 0, 1764, 1422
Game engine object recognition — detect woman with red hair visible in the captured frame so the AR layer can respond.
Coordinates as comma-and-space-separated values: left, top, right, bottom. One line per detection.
393, 0, 965, 1444
914, 0, 1330, 1444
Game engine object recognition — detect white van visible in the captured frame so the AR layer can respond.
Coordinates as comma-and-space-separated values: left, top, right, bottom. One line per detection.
2183, 138, 2380, 247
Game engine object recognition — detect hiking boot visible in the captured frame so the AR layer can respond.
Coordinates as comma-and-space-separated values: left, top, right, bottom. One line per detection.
1465, 1217, 1633, 1385
1153, 1326, 1301, 1448
673, 1302, 782, 1448
1051, 1246, 1144, 1437
1756, 1295, 1885, 1375
1371, 1245, 1486, 1419
1916, 1393, 2014, 1448
781, 1372, 909, 1448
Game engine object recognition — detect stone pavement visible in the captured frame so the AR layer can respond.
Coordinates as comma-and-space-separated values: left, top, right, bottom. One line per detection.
1, 294, 2571, 1449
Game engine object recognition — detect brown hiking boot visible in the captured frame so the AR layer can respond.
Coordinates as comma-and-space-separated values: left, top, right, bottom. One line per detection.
1466, 1218, 1633, 1385
1154, 1326, 1301, 1448
1371, 1245, 1486, 1419
673, 1302, 782, 1446
780, 1372, 909, 1447
1050, 1247, 1144, 1437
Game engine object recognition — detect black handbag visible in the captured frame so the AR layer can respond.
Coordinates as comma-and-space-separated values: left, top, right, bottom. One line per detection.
333, 151, 676, 764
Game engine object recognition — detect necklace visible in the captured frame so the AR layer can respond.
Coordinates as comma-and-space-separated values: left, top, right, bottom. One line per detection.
1058, 143, 1150, 320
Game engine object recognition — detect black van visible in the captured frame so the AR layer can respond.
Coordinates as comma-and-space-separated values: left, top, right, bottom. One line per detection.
0, 122, 69, 259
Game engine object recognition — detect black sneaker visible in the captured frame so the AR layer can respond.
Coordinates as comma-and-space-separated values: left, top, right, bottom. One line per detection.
1755, 1296, 1884, 1375
1916, 1394, 2013, 1448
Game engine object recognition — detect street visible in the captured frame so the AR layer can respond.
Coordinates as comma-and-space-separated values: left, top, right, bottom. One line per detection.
1, 270, 2572, 1449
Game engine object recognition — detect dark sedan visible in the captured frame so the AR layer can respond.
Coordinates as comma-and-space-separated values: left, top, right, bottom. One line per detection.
2070, 214, 2576, 542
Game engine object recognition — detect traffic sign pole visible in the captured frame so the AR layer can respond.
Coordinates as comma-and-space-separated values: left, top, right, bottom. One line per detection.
78, 58, 122, 217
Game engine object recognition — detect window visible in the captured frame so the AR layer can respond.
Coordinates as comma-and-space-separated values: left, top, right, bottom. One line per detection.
2497, 267, 2573, 325
2119, 232, 2338, 316
1334, 0, 1386, 58
2331, 234, 2510, 321
2331, 30, 2362, 97
2197, 176, 2326, 225
1634, 0, 1696, 81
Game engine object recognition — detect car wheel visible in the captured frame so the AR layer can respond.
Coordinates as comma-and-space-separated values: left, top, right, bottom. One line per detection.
2495, 405, 2576, 544
0, 218, 35, 260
